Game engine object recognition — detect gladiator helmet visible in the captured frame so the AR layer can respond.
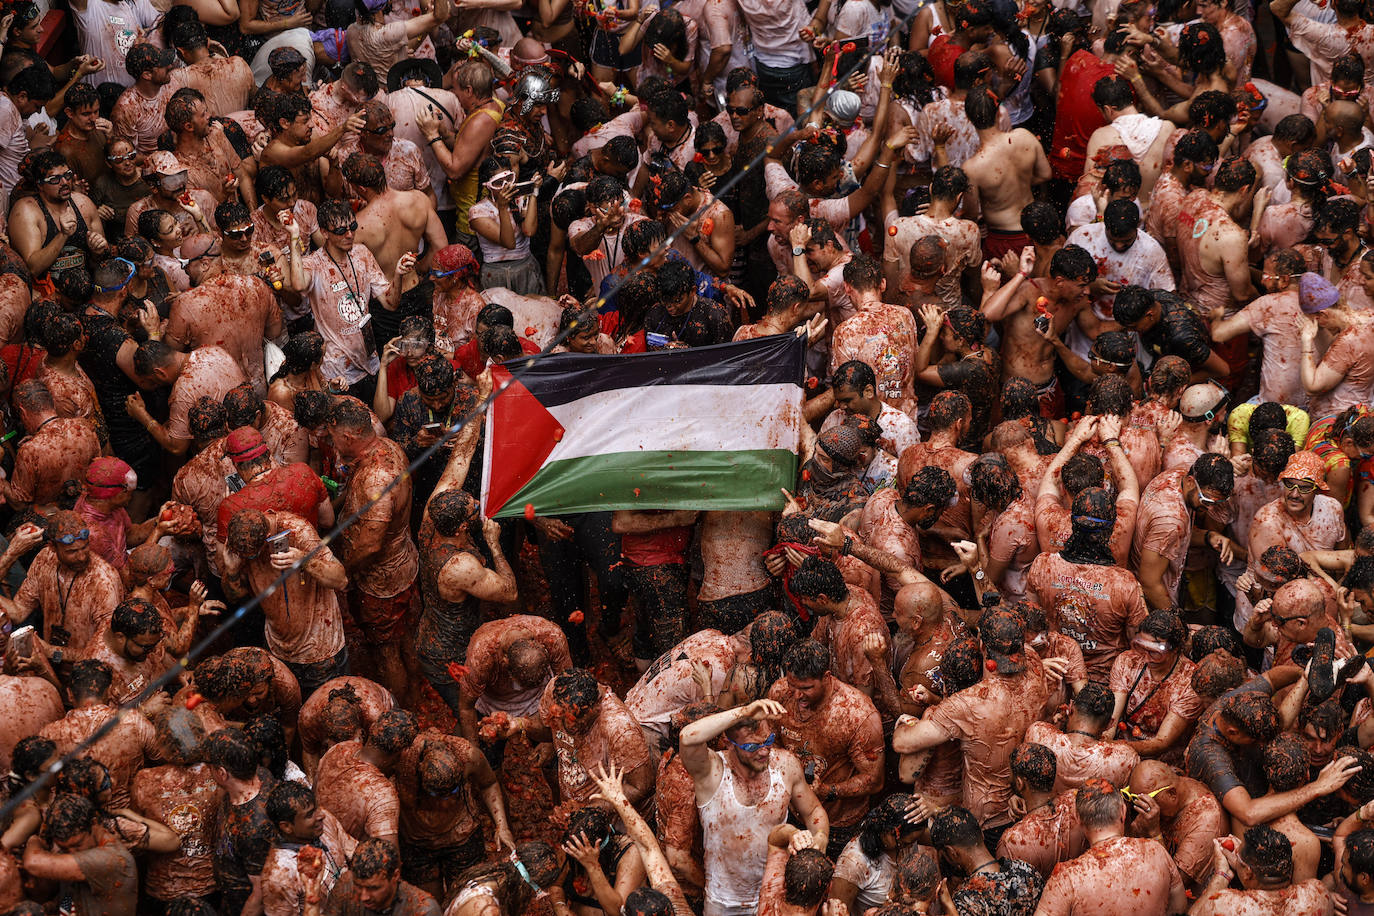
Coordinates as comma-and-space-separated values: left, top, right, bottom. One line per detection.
511, 66, 560, 117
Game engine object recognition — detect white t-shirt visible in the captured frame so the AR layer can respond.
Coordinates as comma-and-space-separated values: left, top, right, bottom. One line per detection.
735, 0, 812, 67
469, 198, 531, 264
70, 0, 162, 89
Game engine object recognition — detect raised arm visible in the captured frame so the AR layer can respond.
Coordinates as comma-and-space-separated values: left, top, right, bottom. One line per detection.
588, 763, 693, 916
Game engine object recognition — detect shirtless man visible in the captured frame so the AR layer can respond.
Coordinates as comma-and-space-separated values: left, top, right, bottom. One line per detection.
1175, 157, 1261, 386
1189, 826, 1335, 916
10, 149, 108, 277
679, 699, 829, 915
166, 89, 246, 205
696, 511, 776, 635
329, 398, 419, 704
344, 152, 446, 289
414, 416, 518, 719
982, 245, 1096, 417
1084, 74, 1175, 206
259, 91, 365, 203
1127, 759, 1227, 891
953, 86, 1052, 259
895, 612, 1047, 839
199, 199, 280, 282
1034, 779, 1187, 915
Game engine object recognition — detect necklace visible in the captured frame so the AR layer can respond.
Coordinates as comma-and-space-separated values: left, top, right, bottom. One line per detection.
1067, 728, 1099, 738
969, 860, 999, 877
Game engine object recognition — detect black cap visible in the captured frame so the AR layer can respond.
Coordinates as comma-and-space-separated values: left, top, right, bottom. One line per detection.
125, 42, 177, 79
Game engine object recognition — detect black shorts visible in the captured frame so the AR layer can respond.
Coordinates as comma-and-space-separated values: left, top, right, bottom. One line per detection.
697, 582, 780, 635
589, 28, 641, 70
401, 828, 486, 889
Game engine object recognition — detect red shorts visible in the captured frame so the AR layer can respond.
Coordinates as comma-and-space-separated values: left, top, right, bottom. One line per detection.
983, 228, 1033, 262
350, 584, 416, 645
1037, 376, 1065, 420
1212, 334, 1249, 393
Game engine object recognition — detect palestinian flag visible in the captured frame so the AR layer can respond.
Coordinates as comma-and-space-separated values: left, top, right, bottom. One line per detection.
481, 334, 807, 518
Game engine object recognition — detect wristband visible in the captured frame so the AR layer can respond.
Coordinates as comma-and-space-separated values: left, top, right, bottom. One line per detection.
1103, 437, 1121, 447
841, 534, 853, 556
611, 86, 628, 106
426, 135, 441, 144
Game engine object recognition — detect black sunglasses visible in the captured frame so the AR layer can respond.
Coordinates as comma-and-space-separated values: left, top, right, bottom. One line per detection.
726, 105, 758, 116
698, 146, 724, 156
328, 222, 359, 235
364, 123, 395, 135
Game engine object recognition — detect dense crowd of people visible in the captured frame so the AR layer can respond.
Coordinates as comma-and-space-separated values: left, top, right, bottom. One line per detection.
6, 0, 1374, 913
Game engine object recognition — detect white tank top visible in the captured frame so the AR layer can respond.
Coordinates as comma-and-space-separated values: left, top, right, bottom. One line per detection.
698, 750, 790, 908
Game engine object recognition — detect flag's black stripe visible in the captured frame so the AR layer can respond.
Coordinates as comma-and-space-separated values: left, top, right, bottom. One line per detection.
500, 333, 806, 408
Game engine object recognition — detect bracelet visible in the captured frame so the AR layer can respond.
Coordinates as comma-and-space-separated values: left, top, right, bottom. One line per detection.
874, 161, 891, 169
841, 534, 853, 556
425, 135, 441, 144
881, 83, 893, 89
1103, 437, 1121, 447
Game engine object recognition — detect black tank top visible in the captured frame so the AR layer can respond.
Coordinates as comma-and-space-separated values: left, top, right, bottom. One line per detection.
40, 198, 89, 255
416, 520, 482, 665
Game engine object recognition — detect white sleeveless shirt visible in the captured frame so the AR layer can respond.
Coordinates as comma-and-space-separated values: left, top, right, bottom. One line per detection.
697, 749, 791, 908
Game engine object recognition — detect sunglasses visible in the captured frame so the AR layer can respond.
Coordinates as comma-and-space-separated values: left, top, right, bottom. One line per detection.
728, 733, 776, 753
364, 123, 395, 135
1120, 784, 1172, 801
1280, 478, 1318, 494
106, 152, 138, 163
726, 105, 758, 116
40, 171, 75, 185
328, 222, 359, 235
1195, 490, 1225, 506
52, 529, 91, 545
697, 146, 724, 157
223, 225, 255, 240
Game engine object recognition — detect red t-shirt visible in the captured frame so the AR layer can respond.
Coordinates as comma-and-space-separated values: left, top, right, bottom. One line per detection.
453, 336, 539, 380
622, 525, 691, 567
928, 34, 963, 89
1050, 50, 1116, 181
216, 462, 329, 539
0, 344, 44, 396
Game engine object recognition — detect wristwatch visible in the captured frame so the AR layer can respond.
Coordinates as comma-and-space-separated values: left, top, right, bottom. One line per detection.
973, 568, 986, 581
792, 245, 805, 256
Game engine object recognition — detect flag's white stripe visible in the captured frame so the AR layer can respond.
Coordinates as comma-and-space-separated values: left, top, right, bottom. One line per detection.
542, 382, 802, 462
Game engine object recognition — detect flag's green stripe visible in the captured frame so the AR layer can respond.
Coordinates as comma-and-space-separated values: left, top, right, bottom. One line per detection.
491, 449, 798, 517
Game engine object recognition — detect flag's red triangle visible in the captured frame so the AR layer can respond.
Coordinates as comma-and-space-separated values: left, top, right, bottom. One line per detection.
485, 365, 565, 516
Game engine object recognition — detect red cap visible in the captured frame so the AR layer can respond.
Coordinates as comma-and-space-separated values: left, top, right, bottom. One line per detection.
225, 426, 269, 465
